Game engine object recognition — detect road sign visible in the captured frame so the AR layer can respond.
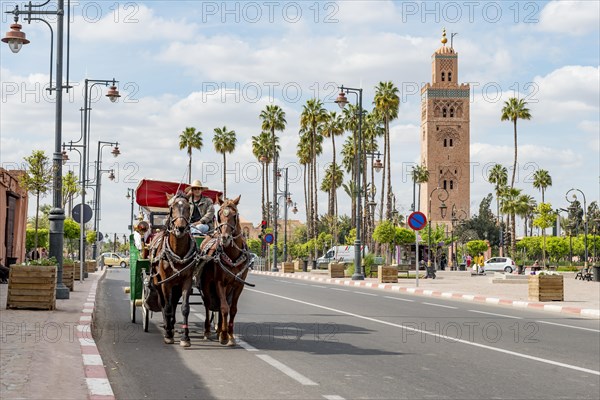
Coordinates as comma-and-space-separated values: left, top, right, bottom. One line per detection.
408, 211, 427, 231
72, 204, 93, 223
264, 233, 274, 245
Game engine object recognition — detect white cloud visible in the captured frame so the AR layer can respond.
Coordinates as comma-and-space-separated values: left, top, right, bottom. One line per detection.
538, 1, 600, 36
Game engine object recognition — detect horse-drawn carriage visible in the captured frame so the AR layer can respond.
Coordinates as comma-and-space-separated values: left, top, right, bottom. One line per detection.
128, 179, 254, 346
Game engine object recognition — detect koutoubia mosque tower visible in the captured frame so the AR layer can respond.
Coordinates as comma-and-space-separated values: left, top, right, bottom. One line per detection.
419, 29, 471, 225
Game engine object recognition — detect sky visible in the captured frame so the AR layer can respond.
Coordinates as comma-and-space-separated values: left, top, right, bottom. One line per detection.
1, 0, 599, 240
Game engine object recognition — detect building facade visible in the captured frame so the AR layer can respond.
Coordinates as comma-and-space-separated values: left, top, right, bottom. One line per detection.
1, 168, 28, 266
419, 30, 471, 226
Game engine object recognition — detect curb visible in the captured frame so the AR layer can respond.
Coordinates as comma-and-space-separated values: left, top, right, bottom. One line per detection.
79, 268, 115, 400
251, 271, 600, 319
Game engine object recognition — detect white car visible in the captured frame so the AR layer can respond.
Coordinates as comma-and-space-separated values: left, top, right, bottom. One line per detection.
483, 257, 515, 273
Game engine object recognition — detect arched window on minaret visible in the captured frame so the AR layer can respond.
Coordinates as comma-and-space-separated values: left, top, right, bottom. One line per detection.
450, 180, 454, 190
449, 138, 453, 147
442, 107, 447, 117
448, 72, 452, 82
450, 108, 454, 117
441, 72, 445, 82
443, 180, 447, 190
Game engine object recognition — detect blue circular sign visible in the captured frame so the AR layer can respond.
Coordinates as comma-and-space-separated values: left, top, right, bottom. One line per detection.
264, 233, 274, 244
408, 211, 427, 231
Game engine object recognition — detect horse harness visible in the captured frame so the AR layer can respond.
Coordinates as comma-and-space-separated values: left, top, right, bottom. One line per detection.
198, 206, 255, 287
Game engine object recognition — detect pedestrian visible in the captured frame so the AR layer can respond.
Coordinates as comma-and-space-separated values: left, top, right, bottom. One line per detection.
40, 248, 48, 259
477, 253, 485, 274
466, 254, 472, 270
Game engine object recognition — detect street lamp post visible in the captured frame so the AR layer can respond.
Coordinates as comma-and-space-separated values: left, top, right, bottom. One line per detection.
92, 141, 119, 260
566, 189, 588, 269
364, 151, 383, 252
126, 189, 135, 235
3, 1, 74, 299
63, 79, 119, 282
451, 204, 467, 270
427, 187, 449, 272
335, 86, 364, 280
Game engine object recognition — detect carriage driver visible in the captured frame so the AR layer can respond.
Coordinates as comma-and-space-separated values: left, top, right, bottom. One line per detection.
186, 180, 215, 235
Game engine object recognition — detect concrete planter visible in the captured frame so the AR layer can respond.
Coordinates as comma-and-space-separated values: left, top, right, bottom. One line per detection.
329, 263, 345, 278
378, 265, 398, 283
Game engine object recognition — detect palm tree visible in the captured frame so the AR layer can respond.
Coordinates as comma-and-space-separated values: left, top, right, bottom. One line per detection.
320, 162, 344, 245
374, 81, 400, 220
213, 126, 237, 198
178, 127, 203, 184
252, 132, 270, 222
488, 164, 508, 250
320, 111, 344, 217
500, 187, 528, 258
520, 194, 537, 237
297, 133, 311, 225
501, 98, 532, 189
259, 105, 286, 227
533, 169, 552, 203
412, 163, 430, 212
300, 99, 327, 258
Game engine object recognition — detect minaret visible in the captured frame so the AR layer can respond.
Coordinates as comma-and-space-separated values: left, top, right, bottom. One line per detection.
419, 29, 471, 225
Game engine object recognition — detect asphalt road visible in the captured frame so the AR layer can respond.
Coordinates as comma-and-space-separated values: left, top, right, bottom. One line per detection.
94, 268, 600, 400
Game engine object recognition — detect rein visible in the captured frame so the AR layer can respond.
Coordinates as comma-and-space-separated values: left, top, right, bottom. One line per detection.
153, 233, 202, 286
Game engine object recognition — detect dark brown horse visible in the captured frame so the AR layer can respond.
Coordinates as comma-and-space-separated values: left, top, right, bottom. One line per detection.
149, 191, 201, 347
198, 195, 254, 346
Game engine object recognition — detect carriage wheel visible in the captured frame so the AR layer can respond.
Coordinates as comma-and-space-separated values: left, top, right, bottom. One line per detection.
131, 300, 136, 323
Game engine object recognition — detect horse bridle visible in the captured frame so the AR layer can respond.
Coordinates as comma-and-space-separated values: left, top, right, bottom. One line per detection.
215, 204, 243, 243
168, 195, 191, 234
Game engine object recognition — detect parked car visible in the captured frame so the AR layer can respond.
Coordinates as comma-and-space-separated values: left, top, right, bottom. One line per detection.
100, 252, 129, 268
483, 257, 515, 273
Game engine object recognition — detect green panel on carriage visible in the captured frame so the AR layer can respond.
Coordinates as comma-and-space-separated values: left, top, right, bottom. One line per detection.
194, 235, 205, 248
129, 234, 150, 301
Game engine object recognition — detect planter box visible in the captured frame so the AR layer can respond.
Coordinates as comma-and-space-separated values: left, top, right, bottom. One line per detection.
6, 265, 57, 310
528, 274, 564, 302
378, 265, 398, 283
329, 263, 345, 278
73, 261, 81, 280
293, 260, 302, 271
62, 264, 74, 291
86, 260, 96, 273
282, 262, 294, 273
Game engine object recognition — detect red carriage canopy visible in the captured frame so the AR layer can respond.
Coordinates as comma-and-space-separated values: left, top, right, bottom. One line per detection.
135, 179, 222, 212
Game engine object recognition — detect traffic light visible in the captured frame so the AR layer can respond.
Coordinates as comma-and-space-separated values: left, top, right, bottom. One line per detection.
261, 220, 267, 230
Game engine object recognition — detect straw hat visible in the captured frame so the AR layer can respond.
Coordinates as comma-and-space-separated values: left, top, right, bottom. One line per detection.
185, 179, 207, 194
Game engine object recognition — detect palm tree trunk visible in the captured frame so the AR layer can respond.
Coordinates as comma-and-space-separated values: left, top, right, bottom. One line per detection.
385, 119, 393, 220
511, 119, 517, 188
261, 163, 265, 221
379, 124, 386, 223
266, 162, 270, 225
188, 150, 192, 184
303, 163, 308, 228
223, 153, 227, 198
511, 213, 517, 258
329, 135, 336, 216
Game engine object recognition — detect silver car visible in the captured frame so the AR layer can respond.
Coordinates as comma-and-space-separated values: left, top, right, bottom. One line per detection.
483, 257, 515, 273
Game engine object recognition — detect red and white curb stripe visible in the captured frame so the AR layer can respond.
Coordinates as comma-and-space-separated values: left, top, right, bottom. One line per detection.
252, 271, 600, 318
78, 279, 115, 400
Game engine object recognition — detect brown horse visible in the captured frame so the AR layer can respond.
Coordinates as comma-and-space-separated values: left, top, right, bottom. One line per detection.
198, 195, 254, 346
148, 191, 201, 347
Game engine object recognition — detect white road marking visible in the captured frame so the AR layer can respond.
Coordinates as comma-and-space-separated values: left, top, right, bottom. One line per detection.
422, 302, 457, 309
468, 310, 523, 319
323, 395, 345, 400
249, 288, 600, 376
237, 339, 259, 351
535, 320, 600, 333
256, 354, 318, 386
311, 285, 327, 288
355, 291, 377, 297
330, 288, 350, 292
383, 296, 414, 302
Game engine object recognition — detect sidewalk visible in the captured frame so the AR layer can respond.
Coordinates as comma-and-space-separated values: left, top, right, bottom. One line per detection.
0, 268, 114, 400
251, 269, 600, 318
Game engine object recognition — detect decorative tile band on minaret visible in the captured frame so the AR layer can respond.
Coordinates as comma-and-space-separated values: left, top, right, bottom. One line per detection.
419, 29, 471, 226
